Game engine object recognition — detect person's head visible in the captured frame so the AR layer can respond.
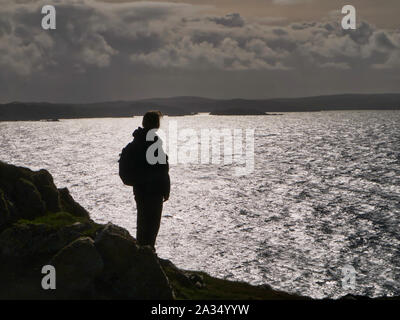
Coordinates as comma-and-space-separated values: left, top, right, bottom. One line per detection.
142, 110, 163, 130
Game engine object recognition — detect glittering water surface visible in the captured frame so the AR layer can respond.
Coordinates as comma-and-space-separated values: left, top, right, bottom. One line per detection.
1, 111, 400, 299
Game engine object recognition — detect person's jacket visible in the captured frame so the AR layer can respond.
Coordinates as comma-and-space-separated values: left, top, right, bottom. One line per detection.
129, 127, 170, 198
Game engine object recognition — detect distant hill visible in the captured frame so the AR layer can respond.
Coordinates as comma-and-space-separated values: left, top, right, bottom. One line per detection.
1, 94, 399, 121
0, 101, 190, 121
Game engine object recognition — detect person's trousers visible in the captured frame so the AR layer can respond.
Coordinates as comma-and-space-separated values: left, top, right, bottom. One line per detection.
135, 194, 164, 249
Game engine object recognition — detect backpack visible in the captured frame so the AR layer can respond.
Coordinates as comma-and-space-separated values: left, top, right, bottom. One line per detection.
118, 142, 136, 186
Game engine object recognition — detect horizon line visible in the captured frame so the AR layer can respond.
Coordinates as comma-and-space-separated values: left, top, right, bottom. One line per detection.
2, 92, 400, 106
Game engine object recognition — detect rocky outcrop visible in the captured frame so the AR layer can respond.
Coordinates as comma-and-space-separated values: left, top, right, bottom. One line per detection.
93, 223, 173, 299
50, 237, 104, 294
0, 161, 89, 229
0, 161, 174, 299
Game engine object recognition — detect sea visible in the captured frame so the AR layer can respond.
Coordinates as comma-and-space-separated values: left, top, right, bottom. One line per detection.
1, 111, 399, 299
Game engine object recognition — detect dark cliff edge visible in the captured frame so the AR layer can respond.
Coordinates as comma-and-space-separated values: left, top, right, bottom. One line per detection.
0, 161, 397, 300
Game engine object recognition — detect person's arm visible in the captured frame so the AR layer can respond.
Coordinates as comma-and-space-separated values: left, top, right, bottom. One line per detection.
162, 154, 170, 201
163, 173, 170, 202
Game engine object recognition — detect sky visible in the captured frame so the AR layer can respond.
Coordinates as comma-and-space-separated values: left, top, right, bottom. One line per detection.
0, 0, 399, 102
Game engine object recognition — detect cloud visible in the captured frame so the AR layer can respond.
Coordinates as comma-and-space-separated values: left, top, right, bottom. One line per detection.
0, 0, 399, 101
208, 13, 245, 28
1, 0, 399, 74
127, 17, 400, 72
272, 0, 312, 4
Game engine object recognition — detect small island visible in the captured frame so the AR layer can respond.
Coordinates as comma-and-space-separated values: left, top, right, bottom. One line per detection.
210, 108, 267, 115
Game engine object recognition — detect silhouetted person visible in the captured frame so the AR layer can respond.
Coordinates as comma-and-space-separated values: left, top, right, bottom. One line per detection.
129, 111, 170, 250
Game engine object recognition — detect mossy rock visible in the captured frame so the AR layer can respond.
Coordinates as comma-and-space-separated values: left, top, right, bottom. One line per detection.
49, 237, 104, 295
14, 178, 46, 219
59, 188, 90, 219
0, 161, 34, 195
0, 161, 89, 224
94, 223, 174, 299
33, 169, 61, 213
0, 212, 100, 260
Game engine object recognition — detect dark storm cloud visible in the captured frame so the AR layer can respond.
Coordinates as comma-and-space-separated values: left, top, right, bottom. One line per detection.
208, 13, 245, 28
0, 0, 399, 102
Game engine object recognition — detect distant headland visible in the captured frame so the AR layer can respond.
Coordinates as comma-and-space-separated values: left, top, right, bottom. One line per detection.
1, 94, 400, 121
